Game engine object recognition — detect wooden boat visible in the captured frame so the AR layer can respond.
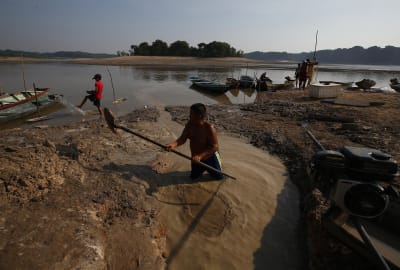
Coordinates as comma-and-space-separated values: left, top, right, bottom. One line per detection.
226, 77, 239, 89
355, 79, 376, 89
390, 78, 400, 92
192, 81, 229, 93
320, 81, 354, 89
189, 77, 229, 93
0, 88, 61, 123
189, 76, 209, 84
239, 75, 256, 88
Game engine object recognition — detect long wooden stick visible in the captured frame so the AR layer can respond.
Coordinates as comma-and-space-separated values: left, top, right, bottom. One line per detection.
106, 66, 116, 102
104, 108, 236, 180
21, 53, 27, 91
313, 30, 319, 60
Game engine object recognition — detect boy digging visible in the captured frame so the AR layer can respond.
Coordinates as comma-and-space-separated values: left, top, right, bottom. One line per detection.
165, 103, 224, 180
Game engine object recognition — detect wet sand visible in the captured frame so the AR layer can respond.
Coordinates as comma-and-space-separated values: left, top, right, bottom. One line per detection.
1, 89, 399, 269
152, 110, 304, 269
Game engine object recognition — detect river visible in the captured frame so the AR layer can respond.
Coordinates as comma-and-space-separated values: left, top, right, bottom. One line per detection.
1, 62, 399, 127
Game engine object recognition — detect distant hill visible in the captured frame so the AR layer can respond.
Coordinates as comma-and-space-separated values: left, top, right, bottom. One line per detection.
0, 50, 115, 58
244, 46, 400, 65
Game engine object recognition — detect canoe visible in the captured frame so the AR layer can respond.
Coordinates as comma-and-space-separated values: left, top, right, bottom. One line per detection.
192, 81, 229, 94
355, 79, 376, 89
390, 78, 400, 92
390, 84, 400, 92
239, 75, 256, 88
0, 88, 61, 123
320, 81, 354, 89
189, 76, 209, 84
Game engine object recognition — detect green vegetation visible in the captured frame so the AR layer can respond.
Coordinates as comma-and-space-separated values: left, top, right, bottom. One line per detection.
129, 40, 243, 57
245, 46, 400, 65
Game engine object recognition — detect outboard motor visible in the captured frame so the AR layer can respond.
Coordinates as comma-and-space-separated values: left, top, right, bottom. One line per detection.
305, 124, 398, 218
304, 124, 399, 270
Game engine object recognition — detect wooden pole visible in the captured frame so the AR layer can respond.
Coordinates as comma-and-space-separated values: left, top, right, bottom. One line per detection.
106, 66, 116, 102
33, 83, 39, 112
313, 30, 319, 60
21, 53, 27, 91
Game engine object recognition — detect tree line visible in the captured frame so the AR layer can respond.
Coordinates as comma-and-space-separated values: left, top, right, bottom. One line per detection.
244, 46, 400, 65
126, 40, 243, 57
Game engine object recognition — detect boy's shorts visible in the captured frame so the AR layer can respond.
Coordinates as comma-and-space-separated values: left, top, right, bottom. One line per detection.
191, 151, 224, 180
86, 91, 101, 108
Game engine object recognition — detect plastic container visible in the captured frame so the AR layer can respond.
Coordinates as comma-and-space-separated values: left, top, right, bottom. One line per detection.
309, 83, 342, 98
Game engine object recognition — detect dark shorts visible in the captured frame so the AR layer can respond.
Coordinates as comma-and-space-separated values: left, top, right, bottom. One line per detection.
86, 91, 101, 108
191, 151, 224, 180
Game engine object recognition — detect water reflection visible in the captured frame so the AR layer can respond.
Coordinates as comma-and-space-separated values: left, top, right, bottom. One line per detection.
1, 62, 399, 117
189, 85, 232, 105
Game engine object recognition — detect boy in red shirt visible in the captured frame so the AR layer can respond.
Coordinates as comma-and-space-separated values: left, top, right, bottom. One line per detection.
77, 74, 103, 115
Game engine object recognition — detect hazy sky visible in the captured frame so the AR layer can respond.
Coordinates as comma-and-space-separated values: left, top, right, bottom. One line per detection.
1, 0, 399, 54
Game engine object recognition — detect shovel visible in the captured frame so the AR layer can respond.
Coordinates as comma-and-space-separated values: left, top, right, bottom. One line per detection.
103, 108, 236, 180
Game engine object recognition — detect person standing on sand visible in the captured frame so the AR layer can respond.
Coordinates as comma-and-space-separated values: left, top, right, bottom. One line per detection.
165, 103, 224, 180
77, 73, 104, 116
299, 61, 308, 89
306, 58, 318, 86
294, 63, 301, 89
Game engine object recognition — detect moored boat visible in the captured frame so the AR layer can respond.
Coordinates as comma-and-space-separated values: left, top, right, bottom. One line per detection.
192, 81, 229, 94
390, 78, 400, 92
189, 76, 209, 84
239, 75, 256, 88
0, 88, 61, 123
320, 81, 353, 89
355, 79, 376, 89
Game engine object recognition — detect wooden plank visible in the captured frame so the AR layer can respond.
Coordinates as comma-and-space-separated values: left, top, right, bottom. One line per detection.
323, 208, 400, 270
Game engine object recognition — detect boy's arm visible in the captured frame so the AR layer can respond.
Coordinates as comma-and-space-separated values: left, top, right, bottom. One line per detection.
165, 125, 189, 150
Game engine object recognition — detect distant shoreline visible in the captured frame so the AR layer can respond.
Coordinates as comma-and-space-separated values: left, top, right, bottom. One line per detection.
1, 56, 399, 72
0, 56, 292, 68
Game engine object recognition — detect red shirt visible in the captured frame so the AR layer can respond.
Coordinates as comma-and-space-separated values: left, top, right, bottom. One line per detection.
95, 81, 103, 99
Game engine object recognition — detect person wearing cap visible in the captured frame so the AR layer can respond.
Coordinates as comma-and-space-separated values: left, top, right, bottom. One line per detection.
165, 103, 224, 180
77, 74, 104, 115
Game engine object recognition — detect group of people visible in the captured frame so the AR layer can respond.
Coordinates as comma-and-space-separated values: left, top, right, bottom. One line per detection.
77, 74, 224, 180
294, 58, 318, 89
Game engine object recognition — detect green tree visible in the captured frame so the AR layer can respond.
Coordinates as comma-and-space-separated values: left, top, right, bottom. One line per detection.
151, 39, 168, 56
203, 41, 232, 57
169, 40, 190, 56
129, 42, 150, 55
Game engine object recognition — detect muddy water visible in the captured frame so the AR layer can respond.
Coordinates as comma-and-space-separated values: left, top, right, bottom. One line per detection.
152, 110, 305, 269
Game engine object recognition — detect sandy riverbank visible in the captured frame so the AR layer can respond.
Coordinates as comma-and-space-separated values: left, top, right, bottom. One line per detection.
0, 56, 289, 68
1, 89, 399, 269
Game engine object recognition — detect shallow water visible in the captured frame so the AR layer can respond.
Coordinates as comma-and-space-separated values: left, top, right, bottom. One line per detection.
1, 62, 399, 128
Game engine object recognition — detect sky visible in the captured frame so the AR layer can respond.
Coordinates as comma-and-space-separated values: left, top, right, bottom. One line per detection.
1, 0, 400, 54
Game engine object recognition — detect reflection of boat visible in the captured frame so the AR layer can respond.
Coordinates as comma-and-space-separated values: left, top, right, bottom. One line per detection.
241, 88, 255, 97
0, 88, 62, 123
390, 78, 400, 92
229, 87, 240, 97
320, 81, 353, 89
189, 85, 232, 104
